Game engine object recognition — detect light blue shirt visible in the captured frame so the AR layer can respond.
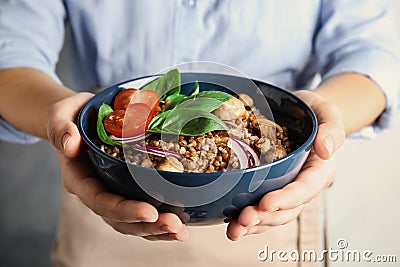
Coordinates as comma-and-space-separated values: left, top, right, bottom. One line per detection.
1, 0, 400, 143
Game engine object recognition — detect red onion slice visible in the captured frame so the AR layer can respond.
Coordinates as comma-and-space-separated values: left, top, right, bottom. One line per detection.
109, 133, 147, 143
147, 145, 182, 159
232, 138, 261, 166
227, 138, 249, 169
130, 144, 182, 159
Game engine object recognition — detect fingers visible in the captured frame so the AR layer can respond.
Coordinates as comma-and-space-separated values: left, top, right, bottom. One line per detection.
47, 92, 94, 157
58, 152, 189, 241
226, 219, 252, 241
227, 219, 271, 241
294, 90, 345, 160
93, 191, 159, 223
258, 151, 335, 212
104, 213, 189, 241
226, 205, 304, 241
77, 177, 159, 223
57, 151, 159, 223
312, 98, 345, 159
226, 90, 342, 241
238, 205, 304, 228
142, 230, 189, 241
72, 171, 158, 223
48, 93, 191, 241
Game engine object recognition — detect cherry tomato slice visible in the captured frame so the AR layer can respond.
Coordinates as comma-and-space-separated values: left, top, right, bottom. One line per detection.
124, 103, 154, 137
114, 88, 137, 110
131, 90, 160, 113
104, 103, 153, 137
103, 109, 126, 137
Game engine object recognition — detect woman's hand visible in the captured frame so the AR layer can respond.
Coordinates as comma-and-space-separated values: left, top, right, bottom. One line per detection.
46, 92, 189, 241
226, 90, 345, 240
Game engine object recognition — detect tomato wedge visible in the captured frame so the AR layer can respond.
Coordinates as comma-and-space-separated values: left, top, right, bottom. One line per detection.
114, 88, 160, 113
131, 90, 160, 113
114, 88, 137, 110
103, 109, 125, 137
104, 103, 153, 138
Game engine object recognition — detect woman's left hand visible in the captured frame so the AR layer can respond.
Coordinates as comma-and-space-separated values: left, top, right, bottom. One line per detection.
226, 90, 345, 240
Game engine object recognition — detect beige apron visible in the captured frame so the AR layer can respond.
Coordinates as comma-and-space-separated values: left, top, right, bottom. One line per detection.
51, 190, 323, 267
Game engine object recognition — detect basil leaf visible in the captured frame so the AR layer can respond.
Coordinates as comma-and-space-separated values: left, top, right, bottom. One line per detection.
142, 71, 232, 136
180, 116, 228, 136
151, 108, 228, 136
165, 93, 186, 104
173, 96, 225, 112
190, 91, 232, 102
97, 103, 122, 147
190, 80, 199, 96
140, 69, 180, 101
164, 80, 198, 107
164, 90, 232, 111
148, 109, 172, 129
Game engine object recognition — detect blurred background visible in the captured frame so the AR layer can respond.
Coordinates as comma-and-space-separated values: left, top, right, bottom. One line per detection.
1, 4, 400, 267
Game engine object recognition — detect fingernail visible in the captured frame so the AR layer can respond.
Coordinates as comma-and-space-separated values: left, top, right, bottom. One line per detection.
182, 231, 190, 241
62, 133, 71, 151
323, 137, 334, 158
241, 228, 248, 236
177, 229, 190, 241
252, 218, 261, 226
160, 225, 174, 233
267, 206, 279, 212
140, 215, 158, 223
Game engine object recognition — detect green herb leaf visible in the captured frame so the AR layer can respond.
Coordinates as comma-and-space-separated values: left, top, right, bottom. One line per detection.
140, 69, 180, 101
180, 116, 228, 136
97, 103, 122, 147
164, 90, 232, 112
190, 91, 232, 102
141, 70, 232, 136
173, 93, 227, 112
148, 109, 172, 129
165, 93, 186, 104
162, 81, 201, 110
148, 108, 228, 136
190, 80, 199, 96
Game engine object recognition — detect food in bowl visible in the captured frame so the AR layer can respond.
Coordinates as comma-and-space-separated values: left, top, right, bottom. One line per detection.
95, 69, 291, 173
78, 71, 317, 225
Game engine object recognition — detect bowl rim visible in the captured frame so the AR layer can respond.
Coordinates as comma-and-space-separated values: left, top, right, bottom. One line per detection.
78, 72, 318, 177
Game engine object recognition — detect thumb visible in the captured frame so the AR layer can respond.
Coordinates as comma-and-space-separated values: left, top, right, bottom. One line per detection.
46, 92, 94, 157
294, 91, 345, 160
311, 98, 345, 160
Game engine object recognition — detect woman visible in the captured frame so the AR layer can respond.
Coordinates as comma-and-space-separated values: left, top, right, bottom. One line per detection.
0, 1, 399, 266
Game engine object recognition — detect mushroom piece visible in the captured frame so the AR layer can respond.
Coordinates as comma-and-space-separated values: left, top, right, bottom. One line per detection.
238, 93, 254, 107
259, 124, 277, 144
274, 146, 287, 160
140, 158, 153, 168
214, 97, 246, 121
157, 156, 184, 172
263, 145, 287, 163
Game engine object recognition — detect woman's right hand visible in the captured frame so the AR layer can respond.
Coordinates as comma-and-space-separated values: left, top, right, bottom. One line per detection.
46, 92, 189, 241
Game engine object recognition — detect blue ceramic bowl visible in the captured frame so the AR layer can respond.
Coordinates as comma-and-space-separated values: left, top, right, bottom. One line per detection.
78, 73, 317, 225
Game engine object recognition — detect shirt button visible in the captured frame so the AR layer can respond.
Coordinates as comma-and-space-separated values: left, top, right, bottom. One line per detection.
182, 0, 196, 7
